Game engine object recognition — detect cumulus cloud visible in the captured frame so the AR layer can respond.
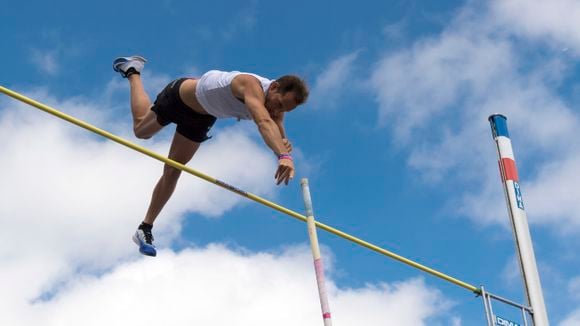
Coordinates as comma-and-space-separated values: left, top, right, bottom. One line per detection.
332, 277, 452, 325
193, 1, 258, 42
30, 49, 60, 75
558, 277, 580, 325
28, 30, 84, 77
369, 1, 580, 231
525, 154, 580, 229
0, 244, 451, 326
0, 86, 276, 303
500, 256, 522, 289
561, 309, 580, 326
310, 51, 361, 109
491, 0, 580, 55
0, 83, 452, 325
568, 276, 580, 300
371, 31, 514, 140
367, 2, 580, 319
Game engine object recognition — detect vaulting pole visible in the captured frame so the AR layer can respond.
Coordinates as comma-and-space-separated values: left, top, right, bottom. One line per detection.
0, 85, 479, 293
301, 179, 333, 326
488, 114, 549, 326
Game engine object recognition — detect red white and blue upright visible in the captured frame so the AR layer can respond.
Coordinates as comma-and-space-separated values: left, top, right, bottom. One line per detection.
489, 114, 549, 326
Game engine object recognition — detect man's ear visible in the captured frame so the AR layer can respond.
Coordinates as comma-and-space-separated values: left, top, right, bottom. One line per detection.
269, 81, 280, 92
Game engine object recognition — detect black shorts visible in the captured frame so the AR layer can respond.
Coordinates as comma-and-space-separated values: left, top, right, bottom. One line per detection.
151, 78, 217, 143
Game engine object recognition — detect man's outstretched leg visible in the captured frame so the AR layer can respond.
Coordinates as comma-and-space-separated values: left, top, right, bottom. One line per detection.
133, 131, 201, 256
114, 55, 177, 256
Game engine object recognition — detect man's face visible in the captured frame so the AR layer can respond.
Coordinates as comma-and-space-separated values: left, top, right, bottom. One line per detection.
265, 83, 299, 114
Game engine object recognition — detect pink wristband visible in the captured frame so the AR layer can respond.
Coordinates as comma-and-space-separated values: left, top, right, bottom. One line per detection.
278, 154, 292, 161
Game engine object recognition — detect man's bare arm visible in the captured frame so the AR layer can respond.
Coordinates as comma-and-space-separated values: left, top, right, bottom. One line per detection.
232, 74, 294, 185
232, 75, 288, 155
273, 112, 292, 153
273, 112, 286, 139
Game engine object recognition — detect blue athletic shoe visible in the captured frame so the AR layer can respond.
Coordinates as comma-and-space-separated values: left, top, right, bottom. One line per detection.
113, 55, 147, 78
132, 227, 157, 257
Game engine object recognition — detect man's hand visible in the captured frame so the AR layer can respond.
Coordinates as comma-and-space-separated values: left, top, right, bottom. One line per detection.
282, 138, 293, 153
275, 157, 295, 185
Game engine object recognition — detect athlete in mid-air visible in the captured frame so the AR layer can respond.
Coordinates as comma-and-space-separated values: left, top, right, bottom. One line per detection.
113, 56, 309, 256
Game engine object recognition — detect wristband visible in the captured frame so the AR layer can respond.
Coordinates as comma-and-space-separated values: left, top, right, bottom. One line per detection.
278, 154, 292, 161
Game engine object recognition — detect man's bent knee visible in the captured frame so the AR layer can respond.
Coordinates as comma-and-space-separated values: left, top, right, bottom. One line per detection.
134, 119, 164, 139
134, 110, 164, 139
134, 127, 154, 139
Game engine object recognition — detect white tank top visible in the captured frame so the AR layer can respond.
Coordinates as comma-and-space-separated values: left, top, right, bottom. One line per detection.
195, 70, 273, 120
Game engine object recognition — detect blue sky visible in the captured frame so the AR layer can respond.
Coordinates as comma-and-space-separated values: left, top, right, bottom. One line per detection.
1, 0, 580, 325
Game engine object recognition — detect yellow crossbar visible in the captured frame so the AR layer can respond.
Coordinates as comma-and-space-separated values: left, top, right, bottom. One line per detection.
0, 85, 480, 294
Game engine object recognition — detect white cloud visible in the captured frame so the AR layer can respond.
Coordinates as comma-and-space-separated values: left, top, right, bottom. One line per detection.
0, 244, 451, 326
221, 6, 257, 41
0, 86, 276, 295
525, 154, 580, 229
30, 49, 60, 75
492, 0, 580, 55
310, 51, 361, 109
193, 2, 258, 42
28, 29, 83, 77
568, 276, 580, 300
332, 277, 452, 325
451, 316, 462, 326
371, 30, 514, 140
561, 309, 580, 326
500, 256, 522, 289
0, 82, 452, 326
558, 277, 580, 324
367, 3, 580, 319
369, 1, 580, 232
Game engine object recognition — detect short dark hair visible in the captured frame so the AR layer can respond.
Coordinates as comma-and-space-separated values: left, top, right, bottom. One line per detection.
276, 75, 309, 105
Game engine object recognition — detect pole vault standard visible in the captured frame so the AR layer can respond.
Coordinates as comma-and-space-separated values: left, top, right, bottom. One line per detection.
489, 114, 549, 326
301, 179, 332, 326
0, 85, 478, 294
